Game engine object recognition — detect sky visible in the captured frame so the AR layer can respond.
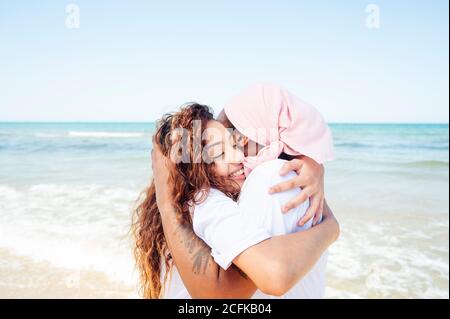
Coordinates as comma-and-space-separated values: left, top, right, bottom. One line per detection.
0, 0, 448, 123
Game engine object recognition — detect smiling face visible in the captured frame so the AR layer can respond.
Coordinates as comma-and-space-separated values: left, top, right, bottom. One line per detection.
203, 120, 246, 188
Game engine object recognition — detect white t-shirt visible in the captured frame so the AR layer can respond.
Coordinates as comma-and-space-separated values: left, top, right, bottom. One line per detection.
163, 159, 328, 299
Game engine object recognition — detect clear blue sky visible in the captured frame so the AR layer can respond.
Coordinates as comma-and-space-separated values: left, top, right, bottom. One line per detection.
0, 0, 448, 123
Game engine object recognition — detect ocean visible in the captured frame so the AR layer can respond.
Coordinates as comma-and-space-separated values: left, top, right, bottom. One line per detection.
0, 122, 448, 298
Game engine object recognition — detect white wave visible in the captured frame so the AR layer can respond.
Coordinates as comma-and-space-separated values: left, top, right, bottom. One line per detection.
325, 213, 449, 299
0, 183, 140, 285
68, 131, 144, 138
35, 133, 61, 138
1, 183, 448, 298
0, 228, 137, 285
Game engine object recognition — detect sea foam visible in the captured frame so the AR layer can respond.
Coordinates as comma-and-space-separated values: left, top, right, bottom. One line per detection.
68, 131, 144, 138
0, 184, 139, 285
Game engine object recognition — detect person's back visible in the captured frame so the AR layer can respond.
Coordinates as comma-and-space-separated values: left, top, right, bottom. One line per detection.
239, 159, 327, 298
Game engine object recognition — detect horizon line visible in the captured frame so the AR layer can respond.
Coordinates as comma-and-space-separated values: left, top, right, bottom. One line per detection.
0, 120, 448, 125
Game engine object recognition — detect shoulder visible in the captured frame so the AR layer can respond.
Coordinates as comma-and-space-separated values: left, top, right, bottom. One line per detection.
193, 188, 237, 214
244, 159, 296, 187
196, 188, 233, 205
252, 158, 286, 173
192, 188, 240, 233
239, 159, 301, 207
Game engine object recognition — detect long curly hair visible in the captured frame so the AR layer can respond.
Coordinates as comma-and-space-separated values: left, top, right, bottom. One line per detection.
132, 103, 240, 298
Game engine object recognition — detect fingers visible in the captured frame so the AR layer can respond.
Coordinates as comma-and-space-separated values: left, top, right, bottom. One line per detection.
152, 141, 162, 155
279, 158, 303, 176
298, 193, 319, 226
312, 212, 322, 227
151, 135, 157, 161
312, 198, 324, 226
151, 148, 155, 169
297, 208, 314, 227
281, 188, 309, 213
151, 134, 168, 175
269, 177, 300, 195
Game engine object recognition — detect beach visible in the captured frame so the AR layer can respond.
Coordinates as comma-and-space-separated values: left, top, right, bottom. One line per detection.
0, 122, 448, 298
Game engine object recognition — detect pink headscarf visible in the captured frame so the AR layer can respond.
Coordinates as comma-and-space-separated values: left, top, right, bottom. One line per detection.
224, 83, 335, 176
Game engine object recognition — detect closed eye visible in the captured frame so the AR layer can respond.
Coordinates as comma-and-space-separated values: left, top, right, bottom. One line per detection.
213, 152, 225, 159
232, 133, 245, 148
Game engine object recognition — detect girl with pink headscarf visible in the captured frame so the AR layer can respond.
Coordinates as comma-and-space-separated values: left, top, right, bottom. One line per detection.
223, 83, 335, 176
218, 83, 334, 224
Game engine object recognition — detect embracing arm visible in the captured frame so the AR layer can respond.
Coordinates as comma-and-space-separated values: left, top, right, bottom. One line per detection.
158, 202, 257, 298
233, 200, 339, 296
160, 195, 338, 298
151, 141, 256, 298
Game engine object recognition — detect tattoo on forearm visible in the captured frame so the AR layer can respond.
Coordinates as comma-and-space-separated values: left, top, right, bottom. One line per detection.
169, 210, 249, 280
232, 265, 248, 279
174, 221, 211, 275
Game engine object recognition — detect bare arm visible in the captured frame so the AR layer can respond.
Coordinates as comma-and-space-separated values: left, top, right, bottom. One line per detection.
158, 203, 257, 298
152, 142, 257, 299
233, 200, 339, 296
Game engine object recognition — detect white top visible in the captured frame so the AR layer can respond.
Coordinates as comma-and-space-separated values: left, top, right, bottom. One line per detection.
163, 159, 328, 299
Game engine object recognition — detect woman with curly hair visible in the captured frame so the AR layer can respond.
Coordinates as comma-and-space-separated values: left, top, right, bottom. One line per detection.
133, 89, 339, 298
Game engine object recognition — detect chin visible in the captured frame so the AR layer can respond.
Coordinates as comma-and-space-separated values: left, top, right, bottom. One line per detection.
235, 179, 245, 188
226, 177, 245, 189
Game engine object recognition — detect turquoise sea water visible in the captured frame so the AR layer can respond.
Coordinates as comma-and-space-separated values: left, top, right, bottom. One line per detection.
0, 122, 448, 298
